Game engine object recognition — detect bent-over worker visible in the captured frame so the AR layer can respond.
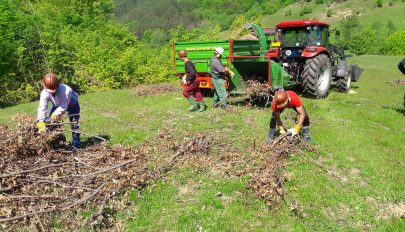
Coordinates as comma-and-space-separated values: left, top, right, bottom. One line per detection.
267, 90, 312, 143
36, 73, 81, 149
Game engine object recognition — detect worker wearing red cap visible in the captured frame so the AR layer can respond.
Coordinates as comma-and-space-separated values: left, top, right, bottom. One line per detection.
267, 90, 312, 143
178, 50, 207, 112
36, 73, 81, 149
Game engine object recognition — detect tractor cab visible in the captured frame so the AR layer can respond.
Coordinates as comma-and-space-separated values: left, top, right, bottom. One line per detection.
280, 24, 329, 47
268, 20, 330, 61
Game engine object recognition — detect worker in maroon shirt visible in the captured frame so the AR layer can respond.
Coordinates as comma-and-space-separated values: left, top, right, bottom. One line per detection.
267, 90, 312, 143
178, 50, 207, 112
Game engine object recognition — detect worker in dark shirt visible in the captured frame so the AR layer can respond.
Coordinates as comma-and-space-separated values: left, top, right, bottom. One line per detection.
178, 50, 207, 112
209, 47, 231, 109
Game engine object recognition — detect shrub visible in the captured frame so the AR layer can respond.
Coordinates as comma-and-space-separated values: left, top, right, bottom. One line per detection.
348, 28, 378, 55
376, 0, 383, 7
382, 31, 405, 55
327, 9, 333, 17
300, 5, 313, 16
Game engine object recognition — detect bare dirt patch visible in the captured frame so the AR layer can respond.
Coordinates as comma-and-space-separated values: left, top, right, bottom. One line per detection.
378, 202, 405, 220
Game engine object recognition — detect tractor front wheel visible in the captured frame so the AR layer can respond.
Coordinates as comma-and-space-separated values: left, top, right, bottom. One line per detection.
336, 64, 352, 93
302, 54, 332, 98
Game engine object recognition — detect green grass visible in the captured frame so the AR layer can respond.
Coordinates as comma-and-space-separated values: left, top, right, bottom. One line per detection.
1, 55, 404, 231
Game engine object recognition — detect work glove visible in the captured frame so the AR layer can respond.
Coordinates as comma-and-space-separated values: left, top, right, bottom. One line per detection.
50, 114, 61, 122
228, 70, 235, 78
287, 124, 302, 136
279, 127, 287, 134
182, 74, 187, 85
36, 121, 46, 133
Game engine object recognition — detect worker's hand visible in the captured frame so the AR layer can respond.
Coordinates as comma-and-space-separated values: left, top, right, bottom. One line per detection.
287, 128, 297, 136
279, 127, 287, 134
36, 121, 46, 133
228, 70, 235, 78
182, 74, 187, 84
50, 114, 61, 122
287, 124, 302, 136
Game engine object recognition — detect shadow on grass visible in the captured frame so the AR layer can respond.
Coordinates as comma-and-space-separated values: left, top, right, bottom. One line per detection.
0, 102, 16, 109
81, 134, 111, 148
382, 106, 405, 116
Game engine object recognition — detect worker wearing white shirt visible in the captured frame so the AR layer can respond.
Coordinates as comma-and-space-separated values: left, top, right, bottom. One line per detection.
36, 73, 81, 149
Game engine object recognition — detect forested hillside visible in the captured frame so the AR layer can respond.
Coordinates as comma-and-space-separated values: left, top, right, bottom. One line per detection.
114, 0, 405, 54
0, 0, 171, 103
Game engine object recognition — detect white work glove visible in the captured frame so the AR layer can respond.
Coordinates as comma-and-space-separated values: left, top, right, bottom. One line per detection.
287, 128, 297, 136
287, 124, 302, 136
182, 74, 187, 84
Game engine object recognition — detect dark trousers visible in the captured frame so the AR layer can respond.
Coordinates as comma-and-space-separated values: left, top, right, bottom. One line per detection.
270, 106, 310, 129
183, 77, 203, 102
50, 103, 81, 148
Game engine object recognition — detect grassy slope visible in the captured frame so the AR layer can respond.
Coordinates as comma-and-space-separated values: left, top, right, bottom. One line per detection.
1, 55, 404, 231
261, 0, 405, 31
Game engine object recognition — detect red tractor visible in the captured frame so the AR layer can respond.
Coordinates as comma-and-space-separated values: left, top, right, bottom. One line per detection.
267, 20, 363, 98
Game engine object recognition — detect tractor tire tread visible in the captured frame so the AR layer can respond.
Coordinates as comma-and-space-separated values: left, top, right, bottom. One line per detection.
301, 54, 331, 98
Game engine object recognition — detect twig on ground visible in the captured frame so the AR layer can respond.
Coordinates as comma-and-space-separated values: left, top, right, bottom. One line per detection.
0, 164, 64, 178
29, 177, 95, 191
74, 157, 100, 170
33, 212, 46, 232
56, 158, 139, 179
61, 182, 107, 211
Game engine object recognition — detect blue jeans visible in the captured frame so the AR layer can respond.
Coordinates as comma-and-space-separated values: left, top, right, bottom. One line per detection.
50, 103, 81, 149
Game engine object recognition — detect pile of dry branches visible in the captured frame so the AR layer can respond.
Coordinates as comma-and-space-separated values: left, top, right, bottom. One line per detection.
133, 83, 179, 96
249, 134, 313, 207
243, 80, 272, 106
386, 79, 405, 86
0, 115, 213, 230
0, 115, 152, 230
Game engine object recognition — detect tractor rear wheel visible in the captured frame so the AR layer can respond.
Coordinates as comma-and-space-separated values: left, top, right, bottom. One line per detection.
336, 64, 352, 93
302, 54, 332, 98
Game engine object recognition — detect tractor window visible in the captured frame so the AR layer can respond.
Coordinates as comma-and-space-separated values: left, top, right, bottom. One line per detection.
309, 26, 329, 46
309, 26, 322, 45
281, 29, 308, 47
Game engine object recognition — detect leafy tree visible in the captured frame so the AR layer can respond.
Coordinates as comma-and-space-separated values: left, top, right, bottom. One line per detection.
382, 31, 405, 55
300, 5, 312, 16
348, 27, 378, 55
0, 0, 173, 103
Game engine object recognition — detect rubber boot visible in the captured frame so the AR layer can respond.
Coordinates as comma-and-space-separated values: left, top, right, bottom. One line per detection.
302, 126, 313, 142
220, 102, 230, 109
197, 101, 207, 112
187, 97, 199, 111
266, 128, 276, 144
